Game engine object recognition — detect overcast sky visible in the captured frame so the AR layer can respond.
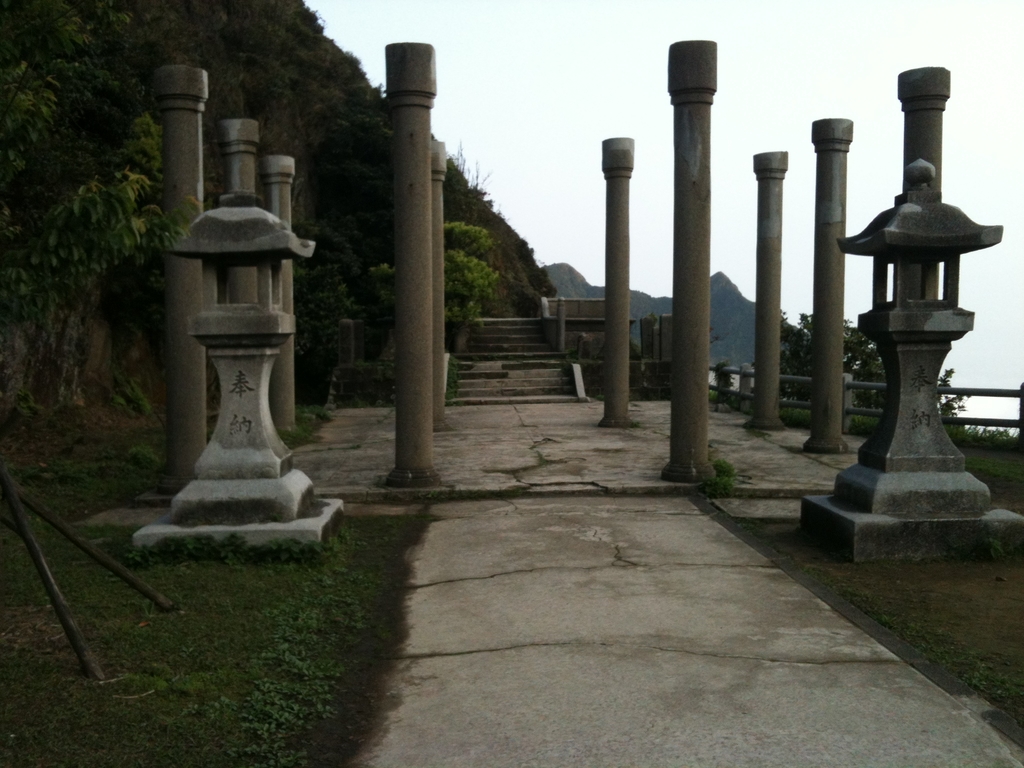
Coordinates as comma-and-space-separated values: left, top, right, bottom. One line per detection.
307, 0, 1023, 419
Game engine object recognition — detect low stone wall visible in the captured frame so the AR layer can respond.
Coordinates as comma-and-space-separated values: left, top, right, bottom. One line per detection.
577, 360, 671, 401
326, 361, 396, 408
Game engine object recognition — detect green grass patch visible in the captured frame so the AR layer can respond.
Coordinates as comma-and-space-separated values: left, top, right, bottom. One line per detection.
946, 425, 1020, 451
0, 514, 427, 767
965, 457, 1024, 484
778, 408, 811, 429
699, 459, 736, 499
278, 406, 332, 450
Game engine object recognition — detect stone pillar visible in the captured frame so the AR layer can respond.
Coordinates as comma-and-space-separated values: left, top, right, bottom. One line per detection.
739, 363, 754, 414
385, 43, 440, 488
217, 119, 260, 304
748, 151, 788, 431
662, 40, 717, 483
430, 140, 451, 431
599, 138, 634, 428
153, 65, 208, 494
899, 67, 950, 301
261, 155, 296, 431
556, 297, 566, 353
803, 118, 853, 454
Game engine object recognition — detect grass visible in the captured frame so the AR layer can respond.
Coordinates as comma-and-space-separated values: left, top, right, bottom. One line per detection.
0, 514, 427, 767
278, 405, 332, 450
966, 457, 1024, 483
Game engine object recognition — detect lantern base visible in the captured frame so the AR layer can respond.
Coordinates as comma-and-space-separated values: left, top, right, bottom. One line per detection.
801, 494, 1024, 562
833, 463, 990, 518
169, 469, 315, 526
133, 498, 343, 548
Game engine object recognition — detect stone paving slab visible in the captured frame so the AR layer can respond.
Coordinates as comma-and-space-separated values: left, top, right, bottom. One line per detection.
295, 402, 862, 500
356, 497, 1024, 767
361, 646, 1019, 768
715, 498, 803, 519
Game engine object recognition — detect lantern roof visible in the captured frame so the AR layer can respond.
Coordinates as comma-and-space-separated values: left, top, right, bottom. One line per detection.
839, 159, 1001, 259
171, 197, 314, 264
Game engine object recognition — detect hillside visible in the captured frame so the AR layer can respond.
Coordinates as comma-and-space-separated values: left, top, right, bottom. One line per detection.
544, 263, 755, 364
0, 0, 553, 412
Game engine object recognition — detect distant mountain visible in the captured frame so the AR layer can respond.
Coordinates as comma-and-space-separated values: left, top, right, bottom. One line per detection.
543, 263, 755, 365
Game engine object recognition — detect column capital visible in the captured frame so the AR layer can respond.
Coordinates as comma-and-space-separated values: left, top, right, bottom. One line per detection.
216, 119, 259, 155
753, 151, 788, 180
898, 67, 950, 112
431, 140, 447, 181
386, 43, 436, 109
153, 65, 208, 112
812, 118, 854, 153
259, 155, 296, 184
668, 41, 717, 105
602, 138, 634, 178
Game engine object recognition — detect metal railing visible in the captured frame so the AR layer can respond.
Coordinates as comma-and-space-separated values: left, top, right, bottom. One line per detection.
708, 364, 1024, 447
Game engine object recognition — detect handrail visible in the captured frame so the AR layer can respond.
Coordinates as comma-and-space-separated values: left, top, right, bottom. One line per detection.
708, 364, 1023, 448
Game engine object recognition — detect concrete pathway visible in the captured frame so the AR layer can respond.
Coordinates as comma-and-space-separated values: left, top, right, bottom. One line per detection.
296, 402, 863, 500
292, 403, 1023, 766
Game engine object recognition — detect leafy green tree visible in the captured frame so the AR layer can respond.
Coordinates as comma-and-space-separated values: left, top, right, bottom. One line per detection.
779, 312, 966, 414
0, 0, 185, 323
443, 222, 499, 333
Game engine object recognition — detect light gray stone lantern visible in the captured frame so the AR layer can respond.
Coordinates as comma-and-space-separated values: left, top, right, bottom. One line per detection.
133, 140, 342, 545
801, 157, 1024, 559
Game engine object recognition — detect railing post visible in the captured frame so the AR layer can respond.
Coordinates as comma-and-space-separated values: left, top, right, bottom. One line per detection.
1018, 383, 1024, 452
841, 373, 853, 433
556, 297, 566, 353
739, 363, 753, 414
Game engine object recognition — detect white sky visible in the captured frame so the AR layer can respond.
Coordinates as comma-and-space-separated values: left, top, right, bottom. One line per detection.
308, 0, 1023, 420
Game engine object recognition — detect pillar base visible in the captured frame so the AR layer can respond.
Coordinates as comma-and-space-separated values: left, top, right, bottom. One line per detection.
598, 417, 632, 429
803, 436, 849, 454
745, 417, 785, 431
433, 420, 456, 433
386, 467, 441, 488
801, 494, 1024, 562
661, 461, 714, 483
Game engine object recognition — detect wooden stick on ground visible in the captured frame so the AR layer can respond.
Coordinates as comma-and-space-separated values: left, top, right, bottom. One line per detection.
0, 456, 105, 680
13, 486, 177, 612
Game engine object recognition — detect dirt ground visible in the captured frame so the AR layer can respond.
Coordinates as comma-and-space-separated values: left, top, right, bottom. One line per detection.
745, 445, 1024, 725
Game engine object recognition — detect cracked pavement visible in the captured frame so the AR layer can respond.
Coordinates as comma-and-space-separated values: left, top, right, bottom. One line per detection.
353, 495, 1023, 767
294, 401, 868, 500
297, 403, 1023, 765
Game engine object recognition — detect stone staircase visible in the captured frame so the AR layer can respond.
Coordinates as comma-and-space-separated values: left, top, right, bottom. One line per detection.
453, 359, 579, 405
463, 318, 559, 357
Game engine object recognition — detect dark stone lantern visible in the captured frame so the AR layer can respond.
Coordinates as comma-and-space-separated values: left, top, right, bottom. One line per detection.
840, 158, 1001, 485
802, 145, 1024, 559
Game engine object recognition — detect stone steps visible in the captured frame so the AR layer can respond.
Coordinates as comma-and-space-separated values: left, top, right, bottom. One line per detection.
467, 342, 554, 354
453, 358, 577, 404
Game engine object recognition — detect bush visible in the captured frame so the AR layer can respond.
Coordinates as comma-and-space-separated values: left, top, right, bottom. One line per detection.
700, 459, 736, 499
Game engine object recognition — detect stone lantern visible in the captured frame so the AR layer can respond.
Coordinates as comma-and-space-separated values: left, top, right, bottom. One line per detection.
133, 130, 342, 546
801, 157, 1023, 559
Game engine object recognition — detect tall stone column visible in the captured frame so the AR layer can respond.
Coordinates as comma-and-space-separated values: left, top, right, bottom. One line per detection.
899, 67, 950, 300
262, 155, 297, 431
431, 140, 451, 431
748, 151, 788, 431
803, 118, 853, 454
385, 43, 440, 488
153, 65, 208, 494
598, 138, 634, 429
218, 119, 260, 304
662, 40, 716, 483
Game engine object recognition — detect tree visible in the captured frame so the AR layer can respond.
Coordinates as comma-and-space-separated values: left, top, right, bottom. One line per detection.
0, 1, 186, 323
779, 312, 967, 414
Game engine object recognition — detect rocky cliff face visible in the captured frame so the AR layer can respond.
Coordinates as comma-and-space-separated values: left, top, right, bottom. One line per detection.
544, 263, 755, 364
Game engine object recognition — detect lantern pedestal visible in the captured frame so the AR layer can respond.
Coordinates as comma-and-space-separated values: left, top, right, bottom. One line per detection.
801, 153, 1024, 560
